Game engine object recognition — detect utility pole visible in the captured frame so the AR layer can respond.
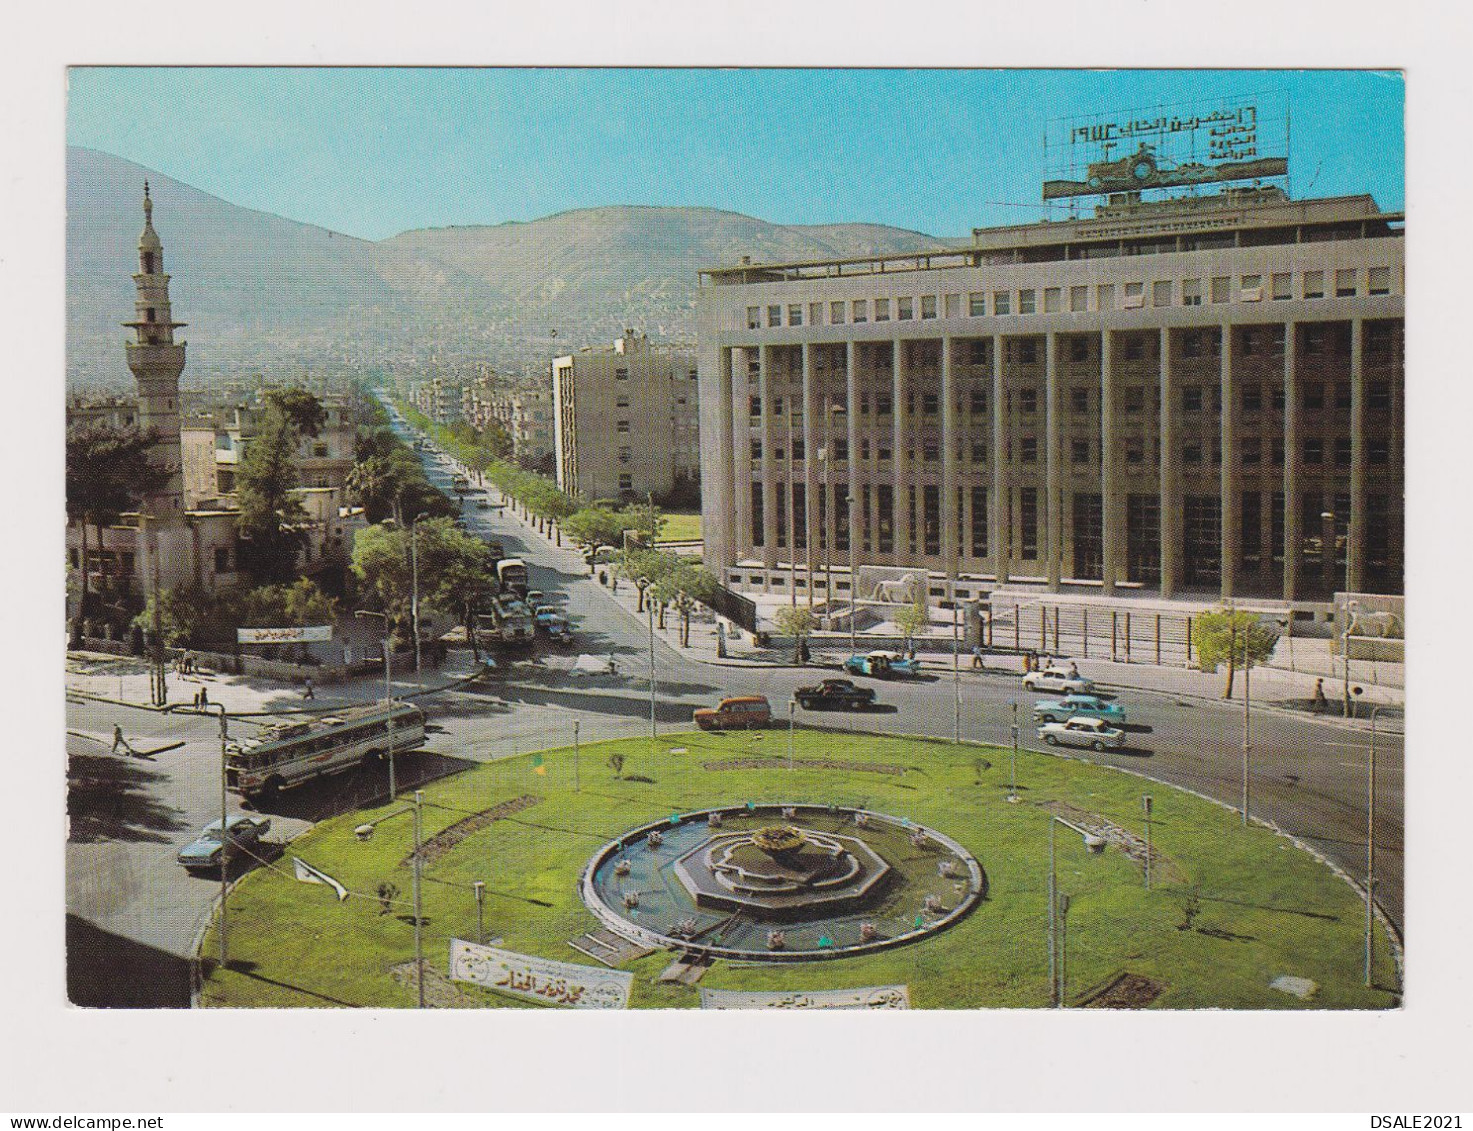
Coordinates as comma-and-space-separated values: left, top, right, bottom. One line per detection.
573, 719, 581, 793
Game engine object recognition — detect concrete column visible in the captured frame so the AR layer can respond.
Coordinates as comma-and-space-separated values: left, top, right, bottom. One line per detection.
1220, 324, 1239, 601
1347, 319, 1367, 593
1044, 331, 1062, 590
940, 336, 959, 584
1100, 330, 1120, 593
759, 345, 777, 571
892, 339, 909, 561
847, 341, 861, 589
801, 344, 817, 600
991, 335, 1011, 582
1159, 328, 1181, 598
717, 346, 740, 574
1283, 322, 1301, 601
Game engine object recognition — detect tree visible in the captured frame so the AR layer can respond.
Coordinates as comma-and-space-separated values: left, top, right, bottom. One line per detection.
350, 523, 415, 639
264, 386, 327, 438
351, 518, 494, 653
894, 600, 930, 653
620, 499, 665, 547
65, 423, 167, 621
563, 504, 625, 552
617, 548, 673, 613
235, 402, 309, 584
1194, 606, 1280, 698
773, 605, 816, 663
666, 560, 719, 647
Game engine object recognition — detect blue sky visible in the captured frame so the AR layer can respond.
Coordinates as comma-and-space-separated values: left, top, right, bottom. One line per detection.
67, 68, 1403, 241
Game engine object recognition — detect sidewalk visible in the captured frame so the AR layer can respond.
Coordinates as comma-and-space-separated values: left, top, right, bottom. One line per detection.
66, 649, 486, 717
490, 490, 1407, 723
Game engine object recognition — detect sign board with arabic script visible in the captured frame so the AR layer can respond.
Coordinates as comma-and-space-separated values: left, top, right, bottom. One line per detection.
447, 939, 633, 1009
237, 625, 334, 644
1043, 92, 1288, 201
699, 985, 910, 1010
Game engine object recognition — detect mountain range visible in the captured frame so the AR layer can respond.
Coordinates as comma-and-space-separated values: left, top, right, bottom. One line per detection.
67, 147, 963, 391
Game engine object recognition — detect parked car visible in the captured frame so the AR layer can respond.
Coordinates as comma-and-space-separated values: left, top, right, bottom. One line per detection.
523, 590, 545, 608
1033, 694, 1126, 725
795, 678, 876, 711
177, 814, 272, 872
1022, 665, 1095, 694
1037, 716, 1126, 751
843, 650, 922, 679
693, 695, 773, 731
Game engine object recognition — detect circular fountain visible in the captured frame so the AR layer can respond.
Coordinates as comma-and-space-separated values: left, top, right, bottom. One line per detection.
580, 804, 986, 962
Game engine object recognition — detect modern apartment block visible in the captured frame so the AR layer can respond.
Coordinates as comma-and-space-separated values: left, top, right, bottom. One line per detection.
464, 373, 555, 468
696, 189, 1403, 607
552, 331, 701, 502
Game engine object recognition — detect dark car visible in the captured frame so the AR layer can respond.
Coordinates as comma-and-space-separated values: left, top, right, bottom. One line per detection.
794, 678, 877, 711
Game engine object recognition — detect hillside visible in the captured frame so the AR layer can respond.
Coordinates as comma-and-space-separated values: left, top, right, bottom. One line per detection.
67, 147, 961, 389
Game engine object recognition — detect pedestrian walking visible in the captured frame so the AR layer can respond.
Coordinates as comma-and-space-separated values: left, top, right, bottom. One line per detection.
198, 686, 209, 708
303, 677, 315, 700
971, 644, 984, 670
111, 723, 128, 754
1313, 678, 1328, 711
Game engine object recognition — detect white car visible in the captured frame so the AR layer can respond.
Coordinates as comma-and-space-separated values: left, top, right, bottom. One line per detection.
1022, 666, 1094, 694
1037, 716, 1126, 751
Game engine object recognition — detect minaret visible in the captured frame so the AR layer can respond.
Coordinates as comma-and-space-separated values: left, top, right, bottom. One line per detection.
124, 181, 187, 517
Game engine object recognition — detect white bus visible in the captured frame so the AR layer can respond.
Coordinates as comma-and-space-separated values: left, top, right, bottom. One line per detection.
225, 701, 427, 803
496, 557, 528, 592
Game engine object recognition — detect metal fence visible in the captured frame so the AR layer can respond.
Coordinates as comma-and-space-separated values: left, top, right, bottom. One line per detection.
984, 600, 1197, 666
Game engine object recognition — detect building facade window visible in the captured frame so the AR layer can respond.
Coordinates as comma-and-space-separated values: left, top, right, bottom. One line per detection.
897, 297, 914, 320
875, 298, 891, 321
1070, 285, 1089, 312
1071, 438, 1090, 464
1018, 289, 1036, 314
921, 295, 938, 319
1182, 278, 1203, 306
993, 291, 1011, 316
768, 305, 782, 327
853, 300, 868, 323
969, 292, 987, 317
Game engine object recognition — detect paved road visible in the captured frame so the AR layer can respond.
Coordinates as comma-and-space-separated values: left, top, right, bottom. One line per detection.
409, 427, 1403, 931
65, 413, 1402, 1004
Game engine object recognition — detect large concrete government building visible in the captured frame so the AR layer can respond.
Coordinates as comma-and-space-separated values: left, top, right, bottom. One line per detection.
696, 188, 1403, 608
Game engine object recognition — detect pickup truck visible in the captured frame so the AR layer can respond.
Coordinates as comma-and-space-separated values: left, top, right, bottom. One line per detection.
794, 678, 876, 711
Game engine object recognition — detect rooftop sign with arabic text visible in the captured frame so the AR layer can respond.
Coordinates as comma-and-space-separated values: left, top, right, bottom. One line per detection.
1044, 95, 1288, 201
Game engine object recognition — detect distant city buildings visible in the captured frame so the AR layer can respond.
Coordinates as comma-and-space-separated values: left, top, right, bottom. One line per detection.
696, 188, 1403, 609
552, 331, 701, 503
464, 373, 555, 469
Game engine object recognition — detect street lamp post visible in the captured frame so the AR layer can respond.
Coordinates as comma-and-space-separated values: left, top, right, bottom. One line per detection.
1142, 795, 1153, 890
648, 599, 657, 743
788, 698, 796, 771
1009, 702, 1019, 803
410, 515, 424, 675
354, 794, 426, 1007
474, 880, 486, 945
1048, 815, 1095, 1007
213, 703, 230, 969
1242, 633, 1252, 827
354, 609, 396, 800
952, 603, 962, 744
1365, 703, 1382, 988
573, 719, 581, 794
412, 789, 424, 1009
1344, 599, 1359, 720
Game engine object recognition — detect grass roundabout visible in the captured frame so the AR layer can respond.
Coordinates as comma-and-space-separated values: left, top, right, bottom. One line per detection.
201, 728, 1399, 1009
